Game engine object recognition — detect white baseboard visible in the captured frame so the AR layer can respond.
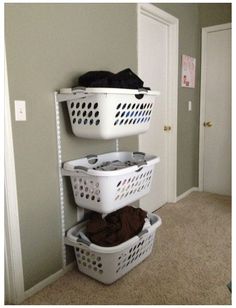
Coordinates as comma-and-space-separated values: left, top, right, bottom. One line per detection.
176, 187, 199, 202
23, 262, 76, 303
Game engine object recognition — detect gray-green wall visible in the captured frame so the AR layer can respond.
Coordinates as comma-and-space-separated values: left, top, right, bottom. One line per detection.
5, 3, 231, 292
5, 3, 137, 290
199, 3, 231, 27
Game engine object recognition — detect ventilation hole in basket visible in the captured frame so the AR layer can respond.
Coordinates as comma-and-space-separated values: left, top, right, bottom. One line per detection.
85, 194, 89, 199
114, 119, 119, 126
97, 263, 102, 268
121, 111, 125, 117
117, 181, 121, 187
120, 119, 124, 125
94, 102, 98, 109
71, 102, 74, 108
78, 118, 82, 124
71, 110, 75, 116
94, 111, 99, 118
122, 179, 127, 185
133, 119, 137, 124
129, 248, 132, 253
80, 193, 84, 198
125, 111, 129, 117
81, 249, 84, 254
91, 195, 95, 201
95, 119, 100, 126
84, 119, 88, 125
116, 268, 120, 273
74, 102, 79, 109
128, 119, 132, 125
115, 111, 120, 118
87, 111, 93, 118
122, 104, 127, 109
89, 119, 93, 125
131, 103, 135, 109
116, 103, 121, 110
97, 198, 101, 202
72, 118, 76, 124
86, 102, 91, 109
82, 110, 87, 117
124, 119, 129, 125
135, 111, 139, 117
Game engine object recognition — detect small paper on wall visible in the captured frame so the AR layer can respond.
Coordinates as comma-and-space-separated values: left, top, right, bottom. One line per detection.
181, 55, 196, 88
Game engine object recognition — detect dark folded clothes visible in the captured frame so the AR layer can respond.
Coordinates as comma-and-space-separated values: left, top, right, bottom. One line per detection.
86, 206, 147, 247
78, 68, 150, 90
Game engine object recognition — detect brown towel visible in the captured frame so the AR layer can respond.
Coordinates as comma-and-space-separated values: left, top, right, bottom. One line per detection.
86, 206, 147, 247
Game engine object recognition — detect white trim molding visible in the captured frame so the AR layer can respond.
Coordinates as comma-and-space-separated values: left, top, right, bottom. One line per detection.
176, 187, 200, 202
137, 4, 179, 203
4, 52, 25, 304
24, 262, 76, 301
199, 23, 232, 191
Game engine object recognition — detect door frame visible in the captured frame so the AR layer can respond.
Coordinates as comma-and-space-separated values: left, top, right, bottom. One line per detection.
4, 51, 25, 304
137, 4, 179, 203
199, 23, 231, 191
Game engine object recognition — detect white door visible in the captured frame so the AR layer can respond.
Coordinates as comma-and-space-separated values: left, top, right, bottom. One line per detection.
200, 24, 231, 195
138, 5, 178, 212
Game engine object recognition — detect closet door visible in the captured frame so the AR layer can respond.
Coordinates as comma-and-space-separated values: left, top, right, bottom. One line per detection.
138, 5, 178, 211
201, 24, 231, 195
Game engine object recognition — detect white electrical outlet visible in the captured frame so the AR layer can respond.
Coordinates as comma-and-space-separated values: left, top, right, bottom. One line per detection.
15, 100, 26, 121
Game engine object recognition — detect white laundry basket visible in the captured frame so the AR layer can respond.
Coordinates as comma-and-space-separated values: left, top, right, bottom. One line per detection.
62, 151, 160, 213
57, 87, 160, 139
65, 212, 162, 284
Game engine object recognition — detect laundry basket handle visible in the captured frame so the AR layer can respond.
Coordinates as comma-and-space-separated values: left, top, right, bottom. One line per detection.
133, 151, 146, 157
137, 229, 149, 238
76, 238, 91, 246
86, 154, 98, 165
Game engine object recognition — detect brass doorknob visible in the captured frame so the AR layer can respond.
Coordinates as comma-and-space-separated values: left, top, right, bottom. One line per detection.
203, 121, 213, 127
164, 125, 171, 131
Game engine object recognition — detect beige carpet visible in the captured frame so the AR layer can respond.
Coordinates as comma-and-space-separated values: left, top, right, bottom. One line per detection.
23, 192, 231, 305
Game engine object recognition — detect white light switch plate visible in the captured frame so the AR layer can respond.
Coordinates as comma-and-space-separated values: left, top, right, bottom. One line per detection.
15, 100, 26, 121
188, 100, 192, 111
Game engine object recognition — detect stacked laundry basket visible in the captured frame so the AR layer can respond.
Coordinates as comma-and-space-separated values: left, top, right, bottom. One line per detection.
57, 86, 162, 284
